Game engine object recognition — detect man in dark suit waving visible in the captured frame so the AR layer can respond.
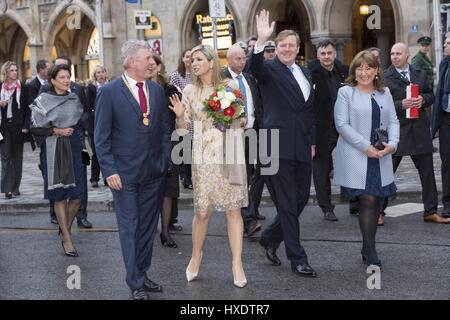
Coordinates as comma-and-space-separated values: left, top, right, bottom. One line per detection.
249, 10, 317, 277
95, 40, 171, 300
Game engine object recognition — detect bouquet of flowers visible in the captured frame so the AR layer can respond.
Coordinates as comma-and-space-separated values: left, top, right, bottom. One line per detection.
203, 84, 246, 132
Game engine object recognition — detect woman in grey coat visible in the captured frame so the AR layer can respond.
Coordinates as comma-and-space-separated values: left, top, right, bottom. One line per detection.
334, 51, 400, 268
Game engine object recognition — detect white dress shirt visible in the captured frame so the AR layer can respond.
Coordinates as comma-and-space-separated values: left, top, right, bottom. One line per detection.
123, 72, 149, 104
227, 67, 255, 129
287, 63, 311, 101
254, 44, 310, 101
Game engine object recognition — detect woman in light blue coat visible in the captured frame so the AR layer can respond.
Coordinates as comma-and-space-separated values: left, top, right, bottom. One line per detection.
334, 51, 400, 268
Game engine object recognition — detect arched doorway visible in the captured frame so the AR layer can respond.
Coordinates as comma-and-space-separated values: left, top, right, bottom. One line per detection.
249, 0, 313, 65
44, 1, 97, 81
351, 0, 396, 68
181, 0, 240, 66
0, 16, 30, 79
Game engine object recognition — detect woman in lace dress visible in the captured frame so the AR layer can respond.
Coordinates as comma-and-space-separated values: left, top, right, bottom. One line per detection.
169, 44, 248, 288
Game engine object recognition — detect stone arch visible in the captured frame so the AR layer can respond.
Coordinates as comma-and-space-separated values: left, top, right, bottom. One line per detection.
246, 0, 317, 37
323, 0, 402, 39
323, 0, 401, 66
43, 0, 96, 51
0, 13, 30, 77
180, 0, 242, 51
2, 9, 33, 41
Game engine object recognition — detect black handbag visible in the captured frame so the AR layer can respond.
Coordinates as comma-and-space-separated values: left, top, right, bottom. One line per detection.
81, 150, 91, 166
373, 128, 388, 150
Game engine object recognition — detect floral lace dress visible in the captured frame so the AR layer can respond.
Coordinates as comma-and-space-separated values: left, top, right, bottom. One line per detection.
179, 83, 248, 212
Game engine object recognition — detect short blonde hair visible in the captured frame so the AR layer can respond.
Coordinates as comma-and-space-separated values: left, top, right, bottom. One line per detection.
1, 61, 17, 82
92, 65, 107, 81
275, 30, 301, 47
190, 44, 223, 88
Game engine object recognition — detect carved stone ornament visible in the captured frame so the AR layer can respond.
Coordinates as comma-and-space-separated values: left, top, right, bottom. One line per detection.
0, 0, 7, 15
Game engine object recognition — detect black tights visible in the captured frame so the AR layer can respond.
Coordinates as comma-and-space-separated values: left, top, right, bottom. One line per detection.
358, 194, 382, 265
160, 197, 174, 241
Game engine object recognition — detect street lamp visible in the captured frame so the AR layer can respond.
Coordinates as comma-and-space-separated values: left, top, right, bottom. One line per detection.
360, 4, 370, 15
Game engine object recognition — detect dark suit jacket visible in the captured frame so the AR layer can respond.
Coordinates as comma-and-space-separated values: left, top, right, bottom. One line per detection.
222, 68, 263, 130
85, 83, 97, 135
27, 76, 42, 105
384, 64, 435, 156
248, 51, 315, 162
94, 78, 171, 183
310, 60, 348, 155
432, 57, 450, 138
0, 81, 33, 147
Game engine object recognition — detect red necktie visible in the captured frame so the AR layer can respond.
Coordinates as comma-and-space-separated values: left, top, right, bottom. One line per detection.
136, 82, 148, 114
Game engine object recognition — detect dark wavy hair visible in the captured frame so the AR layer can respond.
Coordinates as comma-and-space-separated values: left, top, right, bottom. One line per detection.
47, 64, 71, 91
345, 50, 385, 92
177, 49, 191, 78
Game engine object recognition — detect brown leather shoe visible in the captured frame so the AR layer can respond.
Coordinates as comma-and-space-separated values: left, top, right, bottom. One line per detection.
377, 214, 385, 226
424, 213, 450, 224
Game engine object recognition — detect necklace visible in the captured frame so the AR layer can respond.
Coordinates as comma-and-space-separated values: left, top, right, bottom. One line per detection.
122, 74, 151, 126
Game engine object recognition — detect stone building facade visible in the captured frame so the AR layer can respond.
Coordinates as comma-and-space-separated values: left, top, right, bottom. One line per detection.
0, 0, 438, 80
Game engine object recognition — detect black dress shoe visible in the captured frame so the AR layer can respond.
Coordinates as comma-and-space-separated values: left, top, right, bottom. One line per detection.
91, 181, 99, 188
183, 178, 193, 189
77, 218, 93, 228
160, 233, 178, 248
144, 275, 163, 293
50, 216, 59, 225
4, 192, 12, 199
259, 240, 281, 266
169, 223, 183, 231
131, 287, 149, 300
255, 212, 266, 220
324, 211, 338, 221
291, 263, 317, 278
13, 191, 20, 196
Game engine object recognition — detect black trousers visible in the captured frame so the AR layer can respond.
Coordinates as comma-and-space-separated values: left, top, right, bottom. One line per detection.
439, 112, 450, 210
240, 136, 258, 230
88, 132, 101, 183
260, 159, 311, 266
382, 153, 438, 215
312, 149, 335, 213
0, 123, 24, 194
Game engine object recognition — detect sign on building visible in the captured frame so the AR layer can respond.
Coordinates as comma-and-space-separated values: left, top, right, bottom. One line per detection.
148, 38, 163, 56
135, 10, 152, 30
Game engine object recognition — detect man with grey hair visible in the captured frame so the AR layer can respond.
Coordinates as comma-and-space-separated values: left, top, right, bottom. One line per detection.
95, 40, 172, 299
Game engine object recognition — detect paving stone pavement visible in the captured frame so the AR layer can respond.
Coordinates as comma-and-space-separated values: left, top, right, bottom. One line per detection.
0, 142, 443, 213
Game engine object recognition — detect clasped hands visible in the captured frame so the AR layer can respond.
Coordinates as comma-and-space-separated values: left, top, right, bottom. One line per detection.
367, 144, 395, 159
402, 96, 423, 110
53, 128, 74, 137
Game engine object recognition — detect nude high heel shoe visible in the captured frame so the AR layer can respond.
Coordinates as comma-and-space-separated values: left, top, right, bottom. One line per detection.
186, 252, 203, 282
232, 266, 247, 288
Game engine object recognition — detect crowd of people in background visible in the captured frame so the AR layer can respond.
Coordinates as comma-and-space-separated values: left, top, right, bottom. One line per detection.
1, 8, 450, 299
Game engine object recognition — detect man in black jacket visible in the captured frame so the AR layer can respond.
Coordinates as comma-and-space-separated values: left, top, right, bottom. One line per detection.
383, 42, 448, 224
309, 40, 348, 222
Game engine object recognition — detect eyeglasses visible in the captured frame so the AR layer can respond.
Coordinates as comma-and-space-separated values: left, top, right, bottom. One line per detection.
265, 49, 275, 53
